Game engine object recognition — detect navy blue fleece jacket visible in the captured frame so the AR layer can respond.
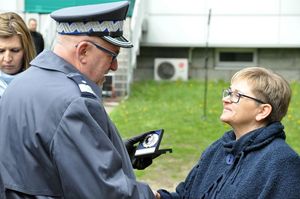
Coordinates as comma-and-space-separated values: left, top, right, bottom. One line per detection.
158, 122, 300, 199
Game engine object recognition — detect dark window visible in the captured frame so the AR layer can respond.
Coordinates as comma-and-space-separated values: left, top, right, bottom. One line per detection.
219, 52, 253, 62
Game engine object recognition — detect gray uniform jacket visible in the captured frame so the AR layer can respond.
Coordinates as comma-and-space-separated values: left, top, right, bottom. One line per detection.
0, 50, 155, 199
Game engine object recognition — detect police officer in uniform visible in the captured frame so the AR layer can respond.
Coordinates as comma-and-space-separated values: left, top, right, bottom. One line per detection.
0, 1, 155, 198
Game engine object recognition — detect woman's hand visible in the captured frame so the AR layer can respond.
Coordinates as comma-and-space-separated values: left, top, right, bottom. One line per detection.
154, 191, 161, 199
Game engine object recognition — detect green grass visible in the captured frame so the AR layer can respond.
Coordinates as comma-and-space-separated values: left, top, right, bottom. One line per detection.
110, 80, 300, 191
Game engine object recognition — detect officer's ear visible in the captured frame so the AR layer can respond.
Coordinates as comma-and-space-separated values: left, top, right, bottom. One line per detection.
75, 41, 90, 64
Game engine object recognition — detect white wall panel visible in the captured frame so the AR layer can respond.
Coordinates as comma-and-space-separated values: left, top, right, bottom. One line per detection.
142, 0, 300, 47
0, 0, 24, 12
142, 15, 208, 46
280, 0, 300, 14
279, 16, 300, 45
207, 0, 280, 15
148, 0, 207, 14
209, 16, 279, 47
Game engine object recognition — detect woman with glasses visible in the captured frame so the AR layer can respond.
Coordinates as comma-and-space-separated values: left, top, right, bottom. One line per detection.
156, 67, 300, 199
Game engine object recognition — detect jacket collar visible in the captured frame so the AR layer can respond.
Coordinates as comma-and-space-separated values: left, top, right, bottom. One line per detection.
222, 122, 285, 155
30, 50, 102, 98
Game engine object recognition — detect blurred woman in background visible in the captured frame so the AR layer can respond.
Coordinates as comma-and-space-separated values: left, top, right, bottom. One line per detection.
0, 12, 36, 98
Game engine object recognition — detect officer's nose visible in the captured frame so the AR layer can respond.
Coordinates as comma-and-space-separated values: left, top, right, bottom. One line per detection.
110, 59, 118, 71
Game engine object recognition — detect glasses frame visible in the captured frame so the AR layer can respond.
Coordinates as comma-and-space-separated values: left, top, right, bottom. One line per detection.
223, 88, 266, 104
76, 40, 118, 62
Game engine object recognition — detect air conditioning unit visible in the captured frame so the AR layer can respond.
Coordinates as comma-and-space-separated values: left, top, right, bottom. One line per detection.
102, 73, 115, 97
154, 58, 188, 81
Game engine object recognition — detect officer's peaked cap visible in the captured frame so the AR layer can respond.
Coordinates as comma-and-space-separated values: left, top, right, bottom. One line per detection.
50, 1, 133, 48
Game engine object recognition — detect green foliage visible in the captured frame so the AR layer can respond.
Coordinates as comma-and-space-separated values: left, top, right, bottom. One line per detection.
110, 80, 300, 190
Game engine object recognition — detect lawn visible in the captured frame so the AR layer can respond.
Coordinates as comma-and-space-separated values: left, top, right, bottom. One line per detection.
109, 80, 300, 191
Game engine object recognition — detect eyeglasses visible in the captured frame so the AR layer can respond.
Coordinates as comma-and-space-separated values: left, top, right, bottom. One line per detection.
76, 40, 118, 62
222, 88, 266, 104
87, 41, 118, 62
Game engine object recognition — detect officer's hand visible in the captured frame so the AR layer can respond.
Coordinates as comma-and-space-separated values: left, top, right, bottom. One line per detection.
123, 132, 154, 170
123, 132, 148, 157
132, 156, 153, 170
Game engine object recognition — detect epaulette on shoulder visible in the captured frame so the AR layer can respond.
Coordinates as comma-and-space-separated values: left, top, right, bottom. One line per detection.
67, 73, 97, 99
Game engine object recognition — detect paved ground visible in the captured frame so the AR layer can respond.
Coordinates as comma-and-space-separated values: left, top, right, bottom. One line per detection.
103, 97, 121, 114
104, 102, 118, 113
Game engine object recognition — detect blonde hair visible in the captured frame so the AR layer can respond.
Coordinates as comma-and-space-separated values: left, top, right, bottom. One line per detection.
231, 67, 291, 122
0, 12, 36, 70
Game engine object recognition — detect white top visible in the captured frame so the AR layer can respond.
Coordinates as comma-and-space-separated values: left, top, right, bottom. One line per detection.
0, 71, 16, 98
0, 77, 8, 98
